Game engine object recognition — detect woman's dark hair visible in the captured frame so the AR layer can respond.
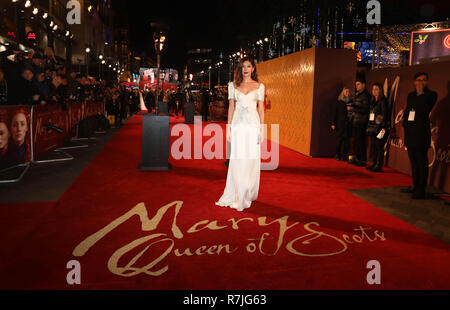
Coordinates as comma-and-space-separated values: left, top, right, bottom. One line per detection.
233, 57, 258, 87
371, 82, 385, 99
414, 72, 428, 80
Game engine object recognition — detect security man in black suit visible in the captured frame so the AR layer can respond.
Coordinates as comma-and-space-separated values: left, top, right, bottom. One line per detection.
348, 77, 371, 167
401, 72, 438, 199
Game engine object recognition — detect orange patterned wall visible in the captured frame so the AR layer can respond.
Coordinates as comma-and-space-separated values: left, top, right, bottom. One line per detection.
257, 47, 356, 157
257, 48, 316, 156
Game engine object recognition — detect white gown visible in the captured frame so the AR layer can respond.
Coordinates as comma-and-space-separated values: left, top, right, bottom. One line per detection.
215, 81, 265, 211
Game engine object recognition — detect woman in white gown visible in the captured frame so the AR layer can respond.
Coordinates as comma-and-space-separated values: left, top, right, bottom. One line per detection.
215, 57, 265, 211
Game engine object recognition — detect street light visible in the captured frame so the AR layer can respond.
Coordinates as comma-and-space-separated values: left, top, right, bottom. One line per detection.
152, 27, 167, 114
217, 62, 223, 86
85, 47, 91, 76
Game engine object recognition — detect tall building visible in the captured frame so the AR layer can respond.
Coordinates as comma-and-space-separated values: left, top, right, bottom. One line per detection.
0, 0, 118, 79
113, 10, 131, 81
186, 48, 213, 75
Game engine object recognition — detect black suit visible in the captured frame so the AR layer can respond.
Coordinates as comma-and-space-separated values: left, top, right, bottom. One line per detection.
367, 97, 389, 168
402, 87, 437, 194
201, 90, 210, 121
352, 89, 371, 162
332, 99, 352, 159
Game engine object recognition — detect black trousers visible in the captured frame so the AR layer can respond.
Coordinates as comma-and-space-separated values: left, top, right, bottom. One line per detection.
369, 135, 388, 167
353, 124, 367, 162
335, 123, 352, 160
202, 104, 209, 122
407, 146, 429, 194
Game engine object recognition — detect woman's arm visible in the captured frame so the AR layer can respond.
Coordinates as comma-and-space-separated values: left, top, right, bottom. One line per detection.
228, 99, 235, 124
258, 100, 264, 126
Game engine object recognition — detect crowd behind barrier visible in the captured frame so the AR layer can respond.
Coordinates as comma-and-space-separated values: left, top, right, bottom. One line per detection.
0, 101, 106, 171
0, 47, 141, 172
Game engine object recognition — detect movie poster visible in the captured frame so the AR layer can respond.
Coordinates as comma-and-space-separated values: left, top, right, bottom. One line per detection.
0, 106, 32, 171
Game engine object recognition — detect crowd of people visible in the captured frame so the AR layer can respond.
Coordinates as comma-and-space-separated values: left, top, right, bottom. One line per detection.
0, 49, 141, 125
331, 72, 437, 199
137, 86, 228, 121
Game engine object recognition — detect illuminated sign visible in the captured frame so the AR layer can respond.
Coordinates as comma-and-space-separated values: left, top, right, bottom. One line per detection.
444, 35, 450, 49
27, 32, 37, 40
410, 28, 450, 65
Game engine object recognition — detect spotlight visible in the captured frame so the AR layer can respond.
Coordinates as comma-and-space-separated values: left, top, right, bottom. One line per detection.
65, 30, 70, 37
25, 1, 31, 8
101, 60, 105, 64
53, 24, 58, 31
32, 8, 38, 15
42, 12, 48, 19
49, 21, 54, 27
99, 54, 103, 60
264, 37, 269, 42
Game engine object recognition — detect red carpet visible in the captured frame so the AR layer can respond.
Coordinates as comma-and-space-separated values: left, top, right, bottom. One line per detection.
1, 114, 449, 290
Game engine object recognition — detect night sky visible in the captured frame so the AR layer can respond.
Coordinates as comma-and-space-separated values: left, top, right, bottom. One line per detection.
113, 0, 450, 73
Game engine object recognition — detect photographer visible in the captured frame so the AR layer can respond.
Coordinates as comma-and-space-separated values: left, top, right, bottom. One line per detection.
366, 83, 389, 173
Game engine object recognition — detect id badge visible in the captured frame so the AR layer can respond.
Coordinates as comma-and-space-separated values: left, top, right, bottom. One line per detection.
369, 113, 375, 121
408, 110, 415, 121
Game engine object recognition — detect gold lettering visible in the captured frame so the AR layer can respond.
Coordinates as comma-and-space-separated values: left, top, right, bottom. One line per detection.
354, 226, 376, 242
228, 217, 254, 229
206, 245, 218, 255
217, 244, 238, 255
374, 230, 386, 241
107, 233, 173, 277
73, 201, 184, 257
286, 222, 348, 257
187, 220, 228, 234
257, 216, 299, 255
174, 248, 194, 257
195, 246, 207, 256
342, 234, 354, 243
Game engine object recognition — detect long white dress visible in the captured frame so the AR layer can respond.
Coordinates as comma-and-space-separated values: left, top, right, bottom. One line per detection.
215, 81, 264, 211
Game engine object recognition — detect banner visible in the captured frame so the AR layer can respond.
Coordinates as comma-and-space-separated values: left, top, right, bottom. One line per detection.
32, 104, 71, 161
0, 106, 32, 171
85, 100, 99, 118
68, 101, 84, 138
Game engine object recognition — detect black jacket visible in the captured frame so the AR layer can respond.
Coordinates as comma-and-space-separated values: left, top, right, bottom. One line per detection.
402, 87, 437, 148
352, 89, 371, 126
13, 77, 39, 105
367, 97, 389, 136
0, 80, 7, 105
332, 99, 351, 137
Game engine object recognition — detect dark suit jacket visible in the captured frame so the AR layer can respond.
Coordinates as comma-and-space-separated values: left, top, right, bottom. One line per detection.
332, 100, 351, 137
402, 87, 437, 148
353, 89, 371, 126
